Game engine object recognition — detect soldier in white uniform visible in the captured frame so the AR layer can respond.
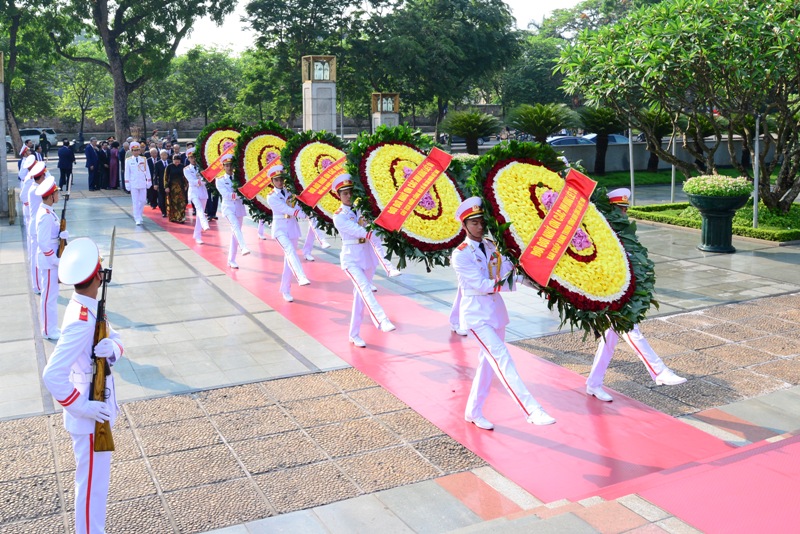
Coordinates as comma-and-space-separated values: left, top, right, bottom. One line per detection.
42, 238, 123, 534
448, 289, 467, 336
36, 176, 69, 339
586, 188, 686, 402
124, 142, 152, 225
27, 161, 48, 294
266, 165, 310, 301
216, 154, 250, 268
19, 155, 37, 225
184, 148, 210, 244
300, 218, 332, 261
452, 197, 555, 430
331, 174, 396, 347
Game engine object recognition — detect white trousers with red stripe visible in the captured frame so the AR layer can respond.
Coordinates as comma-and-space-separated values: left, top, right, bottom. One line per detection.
131, 187, 147, 224
191, 196, 208, 241
466, 324, 540, 420
29, 232, 40, 293
39, 266, 59, 337
275, 234, 307, 294
302, 219, 329, 255
368, 238, 397, 276
587, 325, 667, 388
71, 433, 111, 534
345, 265, 388, 339
225, 213, 246, 263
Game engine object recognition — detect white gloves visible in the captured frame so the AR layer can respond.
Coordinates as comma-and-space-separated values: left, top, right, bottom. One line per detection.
59, 230, 69, 240
72, 399, 111, 423
94, 338, 116, 358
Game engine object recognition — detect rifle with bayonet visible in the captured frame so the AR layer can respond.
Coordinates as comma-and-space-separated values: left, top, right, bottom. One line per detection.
91, 227, 116, 452
57, 174, 73, 258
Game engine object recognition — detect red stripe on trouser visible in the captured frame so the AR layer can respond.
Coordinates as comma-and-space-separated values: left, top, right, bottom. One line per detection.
368, 239, 392, 275
276, 236, 301, 281
470, 328, 530, 416
623, 332, 658, 377
43, 270, 51, 334
86, 434, 94, 533
35, 265, 40, 291
345, 269, 379, 325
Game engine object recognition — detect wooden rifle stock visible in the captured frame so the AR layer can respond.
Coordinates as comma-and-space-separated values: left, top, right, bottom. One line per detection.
90, 279, 115, 452
57, 216, 67, 258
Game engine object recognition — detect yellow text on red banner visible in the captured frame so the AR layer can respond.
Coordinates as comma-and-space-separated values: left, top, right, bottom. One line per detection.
520, 169, 597, 286
374, 147, 453, 232
201, 145, 235, 182
239, 157, 282, 200
296, 156, 347, 208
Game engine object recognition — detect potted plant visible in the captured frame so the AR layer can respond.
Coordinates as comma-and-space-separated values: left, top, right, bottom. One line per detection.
683, 174, 753, 253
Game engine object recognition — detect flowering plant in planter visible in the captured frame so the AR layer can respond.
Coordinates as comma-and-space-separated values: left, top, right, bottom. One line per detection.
683, 175, 753, 197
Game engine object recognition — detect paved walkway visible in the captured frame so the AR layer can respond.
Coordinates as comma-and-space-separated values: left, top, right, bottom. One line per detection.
2, 161, 800, 533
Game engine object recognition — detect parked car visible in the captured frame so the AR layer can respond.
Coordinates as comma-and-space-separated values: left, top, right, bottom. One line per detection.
546, 136, 595, 146
439, 134, 490, 146
19, 127, 58, 149
5, 135, 12, 154
582, 133, 630, 144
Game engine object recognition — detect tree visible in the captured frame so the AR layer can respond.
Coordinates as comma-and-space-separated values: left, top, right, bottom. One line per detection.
577, 106, 624, 175
53, 41, 113, 136
45, 0, 234, 140
500, 35, 567, 110
558, 0, 800, 212
1, 0, 57, 151
441, 110, 501, 154
533, 0, 661, 40
639, 106, 672, 172
163, 47, 239, 126
508, 103, 579, 143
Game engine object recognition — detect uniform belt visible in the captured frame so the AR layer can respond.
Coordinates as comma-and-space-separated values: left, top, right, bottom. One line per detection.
342, 238, 366, 245
70, 370, 94, 384
463, 289, 494, 296
283, 214, 296, 219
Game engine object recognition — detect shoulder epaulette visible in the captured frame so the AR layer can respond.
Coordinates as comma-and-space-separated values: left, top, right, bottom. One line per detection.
457, 242, 468, 251
79, 306, 89, 322
334, 207, 343, 214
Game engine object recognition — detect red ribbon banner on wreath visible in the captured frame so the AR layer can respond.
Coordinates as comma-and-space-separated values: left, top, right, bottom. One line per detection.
374, 147, 453, 232
520, 168, 597, 286
201, 145, 235, 182
296, 156, 347, 208
238, 157, 283, 200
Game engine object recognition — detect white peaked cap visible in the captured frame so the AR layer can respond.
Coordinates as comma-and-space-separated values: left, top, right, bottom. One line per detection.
455, 196, 483, 222
59, 238, 102, 286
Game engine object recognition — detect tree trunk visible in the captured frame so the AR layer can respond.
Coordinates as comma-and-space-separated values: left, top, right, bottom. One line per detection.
140, 97, 147, 138
110, 66, 131, 141
466, 138, 479, 155
593, 133, 609, 175
646, 140, 660, 172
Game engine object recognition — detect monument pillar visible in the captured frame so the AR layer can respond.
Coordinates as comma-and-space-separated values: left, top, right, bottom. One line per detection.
371, 93, 400, 132
302, 56, 337, 133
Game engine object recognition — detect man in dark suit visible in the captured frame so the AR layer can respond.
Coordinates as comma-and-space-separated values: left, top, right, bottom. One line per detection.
97, 141, 110, 189
85, 137, 99, 190
57, 139, 76, 189
146, 148, 159, 209
154, 150, 170, 217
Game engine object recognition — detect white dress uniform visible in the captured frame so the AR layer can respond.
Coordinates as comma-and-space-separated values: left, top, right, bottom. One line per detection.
26, 162, 48, 294
42, 238, 123, 534
124, 145, 152, 225
585, 188, 686, 401
215, 169, 249, 266
331, 174, 395, 346
301, 218, 332, 259
35, 178, 62, 338
452, 197, 554, 428
266, 172, 310, 299
184, 158, 210, 243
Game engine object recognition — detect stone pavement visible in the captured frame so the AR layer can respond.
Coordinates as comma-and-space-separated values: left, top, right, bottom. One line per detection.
2, 161, 800, 533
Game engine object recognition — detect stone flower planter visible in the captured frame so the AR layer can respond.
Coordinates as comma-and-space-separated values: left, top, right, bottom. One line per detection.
686, 193, 750, 253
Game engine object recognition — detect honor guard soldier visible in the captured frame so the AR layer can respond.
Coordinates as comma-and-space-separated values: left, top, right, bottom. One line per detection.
452, 197, 555, 430
331, 174, 395, 347
36, 176, 69, 339
216, 154, 250, 268
184, 148, 210, 244
19, 154, 37, 224
586, 189, 686, 402
27, 161, 48, 294
266, 165, 310, 301
300, 218, 332, 261
42, 238, 123, 534
124, 142, 152, 225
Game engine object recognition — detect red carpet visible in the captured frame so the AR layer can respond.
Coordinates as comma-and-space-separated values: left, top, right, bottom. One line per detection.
146, 210, 733, 502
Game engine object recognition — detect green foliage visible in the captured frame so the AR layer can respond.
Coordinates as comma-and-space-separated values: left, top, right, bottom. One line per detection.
466, 141, 657, 337
280, 130, 349, 235
508, 103, 579, 143
577, 106, 626, 175
53, 41, 114, 130
557, 0, 800, 212
499, 35, 568, 109
441, 110, 501, 155
629, 201, 800, 242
